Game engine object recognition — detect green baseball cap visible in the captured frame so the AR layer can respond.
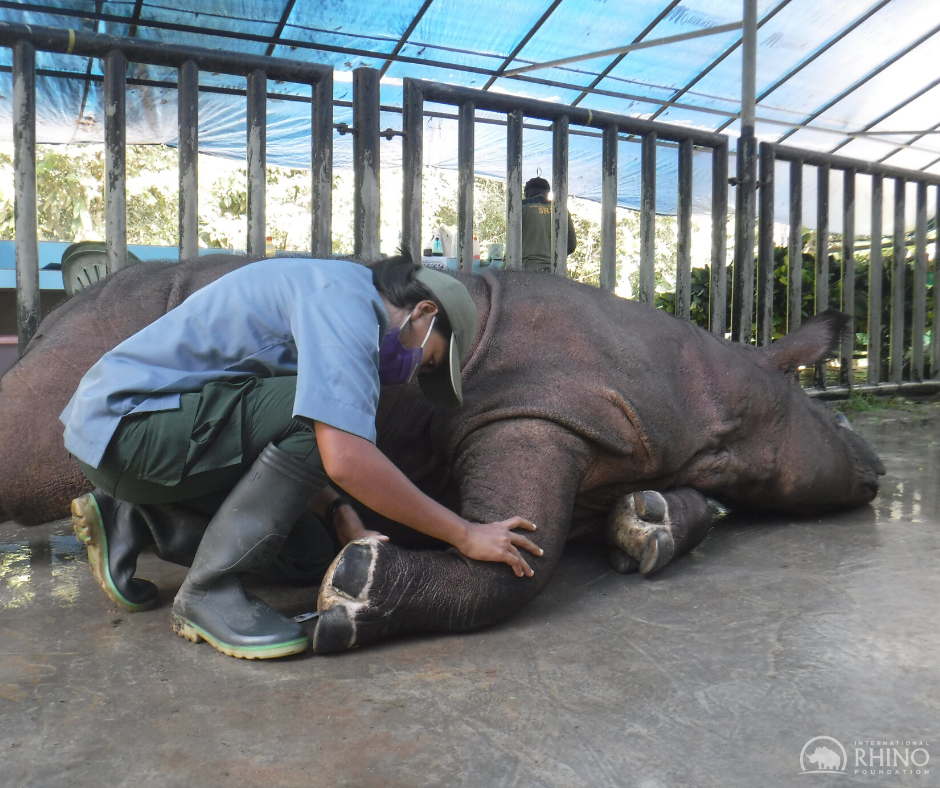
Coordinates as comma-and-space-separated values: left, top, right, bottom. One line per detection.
413, 266, 478, 409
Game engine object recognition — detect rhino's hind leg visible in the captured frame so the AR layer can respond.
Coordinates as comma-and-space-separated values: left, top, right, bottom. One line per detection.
606, 488, 727, 576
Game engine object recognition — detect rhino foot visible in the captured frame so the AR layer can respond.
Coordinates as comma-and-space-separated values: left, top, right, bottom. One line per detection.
314, 538, 384, 654
606, 491, 675, 576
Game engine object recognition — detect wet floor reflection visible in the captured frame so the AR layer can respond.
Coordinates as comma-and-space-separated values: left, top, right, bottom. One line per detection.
0, 529, 86, 609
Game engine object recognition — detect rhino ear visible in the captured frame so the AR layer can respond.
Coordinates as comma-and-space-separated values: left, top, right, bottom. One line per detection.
765, 309, 851, 372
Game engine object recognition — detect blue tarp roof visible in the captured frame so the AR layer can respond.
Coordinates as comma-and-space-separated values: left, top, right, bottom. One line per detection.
0, 0, 938, 232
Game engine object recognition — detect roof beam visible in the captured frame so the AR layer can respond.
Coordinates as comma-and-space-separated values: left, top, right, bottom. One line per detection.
828, 73, 940, 154
502, 21, 744, 78
571, 0, 682, 107
774, 20, 940, 144
482, 0, 563, 91
714, 0, 895, 133
265, 0, 297, 57
127, 0, 143, 38
379, 0, 434, 77
647, 0, 791, 121
879, 120, 940, 165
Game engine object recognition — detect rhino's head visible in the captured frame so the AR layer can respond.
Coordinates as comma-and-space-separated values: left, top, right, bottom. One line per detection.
753, 310, 886, 513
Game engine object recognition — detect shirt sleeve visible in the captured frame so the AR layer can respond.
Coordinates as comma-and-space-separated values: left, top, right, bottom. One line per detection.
290, 285, 383, 443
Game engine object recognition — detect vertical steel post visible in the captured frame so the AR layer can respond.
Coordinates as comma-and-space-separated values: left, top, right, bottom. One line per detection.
889, 178, 906, 383
732, 0, 758, 343
841, 168, 856, 389
401, 78, 424, 266
457, 102, 475, 273
639, 132, 656, 304
934, 186, 940, 379
246, 69, 267, 257
104, 50, 127, 275
814, 163, 830, 388
912, 180, 927, 381
311, 71, 333, 258
731, 137, 757, 343
505, 109, 523, 271
600, 125, 618, 292
353, 67, 380, 259
13, 41, 38, 355
552, 116, 570, 277
709, 143, 728, 336
757, 142, 775, 346
177, 60, 199, 262
868, 174, 884, 384
676, 139, 693, 319
788, 159, 803, 333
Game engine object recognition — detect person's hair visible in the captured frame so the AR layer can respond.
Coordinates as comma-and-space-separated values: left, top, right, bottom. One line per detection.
524, 176, 551, 198
365, 251, 453, 337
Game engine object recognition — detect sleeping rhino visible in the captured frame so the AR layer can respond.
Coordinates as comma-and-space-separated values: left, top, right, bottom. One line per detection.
0, 254, 884, 653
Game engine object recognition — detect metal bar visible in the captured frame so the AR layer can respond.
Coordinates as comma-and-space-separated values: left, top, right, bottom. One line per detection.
483, 0, 564, 90
311, 69, 333, 258
600, 125, 618, 292
503, 22, 744, 78
814, 163, 830, 388
776, 18, 940, 145
246, 69, 267, 257
715, 0, 895, 133
731, 135, 757, 343
741, 0, 757, 134
757, 141, 775, 346
457, 101, 475, 273
177, 59, 198, 262
380, 0, 434, 77
788, 159, 803, 333
0, 20, 333, 84
881, 121, 940, 167
648, 0, 792, 121
13, 41, 38, 355
772, 143, 940, 187
572, 0, 682, 107
709, 144, 729, 336
127, 0, 143, 38
639, 133, 656, 304
841, 168, 856, 388
868, 174, 884, 384
401, 78, 424, 266
935, 186, 940, 379
889, 178, 906, 383
418, 81, 728, 148
104, 50, 127, 275
806, 380, 940, 400
353, 67, 381, 259
552, 116, 570, 277
676, 138, 693, 319
912, 180, 927, 381
265, 0, 297, 57
505, 109, 523, 271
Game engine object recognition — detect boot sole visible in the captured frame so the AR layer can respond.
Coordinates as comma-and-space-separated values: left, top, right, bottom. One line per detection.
171, 614, 309, 660
71, 494, 157, 613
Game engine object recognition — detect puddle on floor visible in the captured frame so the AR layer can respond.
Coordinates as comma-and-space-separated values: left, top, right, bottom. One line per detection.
0, 531, 87, 609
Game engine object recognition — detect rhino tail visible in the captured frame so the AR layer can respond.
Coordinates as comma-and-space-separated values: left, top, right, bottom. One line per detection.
765, 308, 851, 372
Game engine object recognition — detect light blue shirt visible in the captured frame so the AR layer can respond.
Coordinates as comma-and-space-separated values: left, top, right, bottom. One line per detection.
60, 258, 389, 468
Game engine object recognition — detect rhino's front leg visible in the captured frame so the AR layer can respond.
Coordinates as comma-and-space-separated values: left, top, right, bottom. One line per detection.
314, 419, 593, 653
607, 487, 728, 576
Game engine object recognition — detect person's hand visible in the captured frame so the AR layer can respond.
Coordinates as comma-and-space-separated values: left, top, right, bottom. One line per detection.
455, 518, 542, 577
334, 503, 388, 546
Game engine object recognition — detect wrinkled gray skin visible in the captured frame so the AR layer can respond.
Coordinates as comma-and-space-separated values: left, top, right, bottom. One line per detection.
0, 255, 885, 653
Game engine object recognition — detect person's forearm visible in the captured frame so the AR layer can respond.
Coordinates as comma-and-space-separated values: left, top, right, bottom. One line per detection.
314, 424, 470, 549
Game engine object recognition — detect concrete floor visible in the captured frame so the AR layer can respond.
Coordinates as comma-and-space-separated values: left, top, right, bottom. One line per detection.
1, 404, 937, 788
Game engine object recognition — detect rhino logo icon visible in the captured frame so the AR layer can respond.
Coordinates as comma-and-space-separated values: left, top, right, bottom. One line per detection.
800, 736, 847, 774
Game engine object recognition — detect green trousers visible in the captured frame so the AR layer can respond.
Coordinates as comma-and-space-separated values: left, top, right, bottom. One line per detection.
76, 376, 336, 585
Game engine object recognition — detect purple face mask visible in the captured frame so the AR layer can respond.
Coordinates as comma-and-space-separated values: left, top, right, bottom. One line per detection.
378, 312, 436, 385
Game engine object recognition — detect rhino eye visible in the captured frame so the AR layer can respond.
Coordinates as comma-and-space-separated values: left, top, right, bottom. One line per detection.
836, 413, 854, 432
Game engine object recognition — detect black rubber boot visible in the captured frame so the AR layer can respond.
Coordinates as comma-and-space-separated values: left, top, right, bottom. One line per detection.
170, 443, 328, 660
72, 491, 209, 612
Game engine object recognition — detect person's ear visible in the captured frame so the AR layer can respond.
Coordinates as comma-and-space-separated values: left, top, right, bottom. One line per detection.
414, 300, 439, 319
